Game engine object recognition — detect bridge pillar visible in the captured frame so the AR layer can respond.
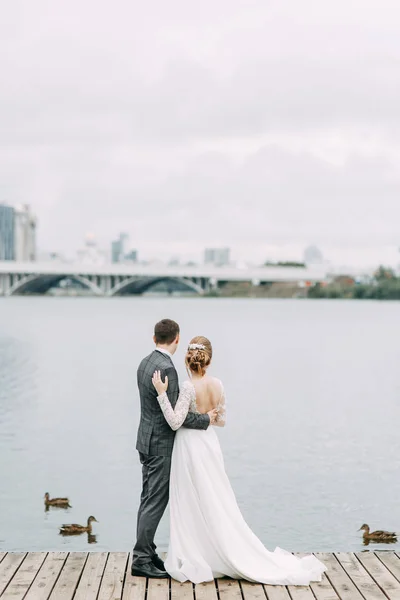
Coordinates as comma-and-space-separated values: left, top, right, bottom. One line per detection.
86, 274, 105, 295
100, 275, 111, 294
0, 273, 11, 296
204, 277, 218, 293
0, 274, 5, 295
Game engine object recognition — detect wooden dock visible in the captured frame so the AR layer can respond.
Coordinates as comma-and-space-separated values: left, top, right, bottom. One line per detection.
1, 552, 400, 599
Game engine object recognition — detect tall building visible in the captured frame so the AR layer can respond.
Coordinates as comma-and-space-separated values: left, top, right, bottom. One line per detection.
111, 233, 129, 263
304, 245, 324, 265
111, 233, 137, 263
0, 204, 15, 260
204, 247, 230, 267
0, 203, 37, 261
14, 204, 37, 261
125, 250, 138, 262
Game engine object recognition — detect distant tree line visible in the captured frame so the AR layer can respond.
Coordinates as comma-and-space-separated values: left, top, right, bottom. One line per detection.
308, 266, 400, 300
264, 261, 306, 268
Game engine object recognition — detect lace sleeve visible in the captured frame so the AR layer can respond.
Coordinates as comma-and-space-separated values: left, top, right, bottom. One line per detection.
157, 381, 194, 431
215, 381, 226, 427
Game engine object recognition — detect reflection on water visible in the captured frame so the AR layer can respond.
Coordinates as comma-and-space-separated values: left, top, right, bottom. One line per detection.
58, 526, 98, 546
45, 504, 71, 514
363, 537, 398, 547
1, 296, 400, 553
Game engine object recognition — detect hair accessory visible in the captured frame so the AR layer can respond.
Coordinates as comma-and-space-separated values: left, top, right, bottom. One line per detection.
188, 343, 206, 351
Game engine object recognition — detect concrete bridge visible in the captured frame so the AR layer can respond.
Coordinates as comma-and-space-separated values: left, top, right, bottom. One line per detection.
0, 261, 327, 296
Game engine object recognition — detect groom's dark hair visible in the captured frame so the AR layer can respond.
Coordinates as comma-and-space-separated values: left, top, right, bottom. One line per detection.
154, 319, 180, 344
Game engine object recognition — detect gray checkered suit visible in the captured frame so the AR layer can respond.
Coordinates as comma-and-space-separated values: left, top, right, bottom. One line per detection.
133, 349, 210, 567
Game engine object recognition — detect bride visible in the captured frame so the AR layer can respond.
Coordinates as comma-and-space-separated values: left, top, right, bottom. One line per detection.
151, 335, 326, 585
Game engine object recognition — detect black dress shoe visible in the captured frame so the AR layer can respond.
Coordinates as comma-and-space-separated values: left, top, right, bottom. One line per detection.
152, 554, 165, 571
131, 562, 168, 578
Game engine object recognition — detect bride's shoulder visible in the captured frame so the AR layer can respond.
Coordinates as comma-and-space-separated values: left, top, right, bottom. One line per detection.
210, 376, 223, 387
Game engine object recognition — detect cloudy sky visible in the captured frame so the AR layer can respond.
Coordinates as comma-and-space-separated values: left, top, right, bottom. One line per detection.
1, 0, 400, 266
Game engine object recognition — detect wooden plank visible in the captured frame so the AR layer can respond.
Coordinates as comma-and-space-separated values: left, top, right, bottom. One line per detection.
241, 581, 266, 600
48, 552, 87, 600
121, 575, 146, 600
314, 553, 364, 600
376, 553, 400, 583
263, 584, 290, 600
1, 553, 47, 600
309, 570, 340, 600
356, 552, 400, 600
286, 556, 316, 600
217, 580, 243, 600
24, 552, 67, 600
147, 578, 169, 600
121, 554, 147, 600
171, 578, 194, 600
5, 551, 400, 600
295, 553, 338, 600
97, 552, 128, 600
287, 583, 315, 600
74, 552, 108, 600
194, 580, 219, 600
0, 553, 27, 596
335, 552, 387, 600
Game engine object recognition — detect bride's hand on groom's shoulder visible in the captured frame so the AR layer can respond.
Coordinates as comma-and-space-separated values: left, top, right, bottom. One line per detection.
152, 370, 168, 395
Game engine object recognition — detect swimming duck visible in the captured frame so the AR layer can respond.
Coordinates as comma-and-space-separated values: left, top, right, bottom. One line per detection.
358, 524, 397, 543
60, 517, 98, 535
44, 493, 71, 508
59, 516, 98, 536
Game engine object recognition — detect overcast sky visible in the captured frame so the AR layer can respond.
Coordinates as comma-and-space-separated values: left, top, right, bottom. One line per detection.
1, 0, 400, 266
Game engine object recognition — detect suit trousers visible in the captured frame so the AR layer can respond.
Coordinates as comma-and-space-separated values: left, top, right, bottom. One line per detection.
132, 452, 171, 566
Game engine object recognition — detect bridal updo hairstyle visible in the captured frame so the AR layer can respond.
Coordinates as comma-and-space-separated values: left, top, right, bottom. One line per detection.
185, 336, 212, 377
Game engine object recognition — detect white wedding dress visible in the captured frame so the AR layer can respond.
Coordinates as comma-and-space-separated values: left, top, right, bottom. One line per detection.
157, 380, 326, 585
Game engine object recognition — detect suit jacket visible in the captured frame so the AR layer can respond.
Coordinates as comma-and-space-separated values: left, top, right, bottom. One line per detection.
136, 349, 210, 456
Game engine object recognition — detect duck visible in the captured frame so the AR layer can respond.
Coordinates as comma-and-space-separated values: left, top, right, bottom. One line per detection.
358, 524, 397, 543
59, 516, 98, 536
44, 493, 71, 508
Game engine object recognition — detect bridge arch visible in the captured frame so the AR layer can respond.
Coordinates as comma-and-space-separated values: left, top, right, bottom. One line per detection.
7, 274, 103, 296
108, 276, 204, 296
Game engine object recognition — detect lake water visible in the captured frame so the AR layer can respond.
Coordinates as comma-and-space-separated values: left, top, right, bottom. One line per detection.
0, 296, 400, 554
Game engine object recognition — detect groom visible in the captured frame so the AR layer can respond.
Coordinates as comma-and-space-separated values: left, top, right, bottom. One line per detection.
132, 318, 213, 578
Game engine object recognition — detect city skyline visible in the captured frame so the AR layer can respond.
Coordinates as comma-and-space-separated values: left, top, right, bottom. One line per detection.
1, 200, 399, 270
37, 223, 400, 269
